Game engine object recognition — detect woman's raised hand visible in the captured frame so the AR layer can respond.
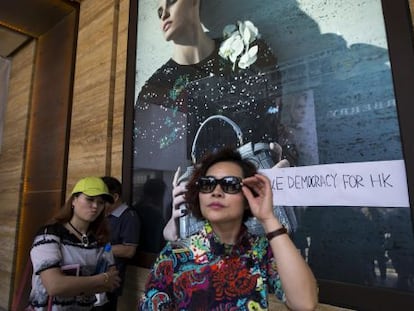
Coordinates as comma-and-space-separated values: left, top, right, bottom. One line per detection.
242, 174, 277, 225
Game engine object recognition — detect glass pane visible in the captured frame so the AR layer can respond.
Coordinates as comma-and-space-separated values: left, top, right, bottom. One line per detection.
133, 0, 414, 292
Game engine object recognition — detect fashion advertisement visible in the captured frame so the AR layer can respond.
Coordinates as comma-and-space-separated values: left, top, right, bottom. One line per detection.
132, 0, 414, 296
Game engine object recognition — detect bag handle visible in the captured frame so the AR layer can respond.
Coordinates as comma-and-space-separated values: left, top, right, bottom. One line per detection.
191, 115, 244, 164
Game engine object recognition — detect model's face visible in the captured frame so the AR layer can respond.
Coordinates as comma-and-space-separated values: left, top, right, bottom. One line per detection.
199, 161, 247, 226
157, 0, 198, 42
72, 193, 105, 223
291, 94, 307, 123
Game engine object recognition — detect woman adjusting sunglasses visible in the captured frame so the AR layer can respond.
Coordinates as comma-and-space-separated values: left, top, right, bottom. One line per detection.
139, 147, 318, 311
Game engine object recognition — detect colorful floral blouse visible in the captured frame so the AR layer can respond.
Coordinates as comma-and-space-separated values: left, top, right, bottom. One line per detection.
139, 222, 286, 310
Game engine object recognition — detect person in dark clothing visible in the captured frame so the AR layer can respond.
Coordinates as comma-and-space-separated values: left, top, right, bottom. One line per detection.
95, 176, 140, 311
135, 178, 167, 253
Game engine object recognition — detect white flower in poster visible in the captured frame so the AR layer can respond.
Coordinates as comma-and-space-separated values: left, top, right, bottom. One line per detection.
238, 45, 258, 69
219, 20, 260, 70
239, 20, 259, 45
218, 33, 244, 67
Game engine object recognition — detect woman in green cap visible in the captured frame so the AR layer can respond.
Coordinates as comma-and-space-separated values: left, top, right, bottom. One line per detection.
27, 176, 121, 311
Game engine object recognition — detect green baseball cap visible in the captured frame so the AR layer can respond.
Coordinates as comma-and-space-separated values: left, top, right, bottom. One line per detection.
71, 176, 114, 203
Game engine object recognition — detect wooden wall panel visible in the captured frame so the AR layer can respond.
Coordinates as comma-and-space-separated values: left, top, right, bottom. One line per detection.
10, 10, 78, 310
111, 0, 129, 179
67, 0, 118, 191
0, 40, 35, 309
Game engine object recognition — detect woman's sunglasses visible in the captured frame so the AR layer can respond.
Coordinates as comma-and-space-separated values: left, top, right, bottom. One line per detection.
197, 176, 243, 194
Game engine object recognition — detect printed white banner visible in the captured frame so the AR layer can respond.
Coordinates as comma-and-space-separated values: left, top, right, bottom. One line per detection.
260, 160, 409, 207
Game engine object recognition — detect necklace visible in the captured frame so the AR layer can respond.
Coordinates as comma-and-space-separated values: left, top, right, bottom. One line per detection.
68, 221, 89, 247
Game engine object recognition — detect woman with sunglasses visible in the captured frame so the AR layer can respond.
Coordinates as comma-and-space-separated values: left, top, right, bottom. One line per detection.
139, 148, 318, 311
27, 177, 121, 310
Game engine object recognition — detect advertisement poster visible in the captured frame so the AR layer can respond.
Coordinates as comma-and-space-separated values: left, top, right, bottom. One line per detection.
132, 0, 414, 293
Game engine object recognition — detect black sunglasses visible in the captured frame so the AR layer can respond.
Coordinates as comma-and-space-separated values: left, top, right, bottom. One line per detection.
197, 176, 243, 194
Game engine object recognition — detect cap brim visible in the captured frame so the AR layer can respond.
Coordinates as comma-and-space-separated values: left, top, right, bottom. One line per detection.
75, 191, 114, 204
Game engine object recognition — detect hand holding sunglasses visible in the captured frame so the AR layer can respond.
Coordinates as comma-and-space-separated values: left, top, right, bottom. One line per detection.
241, 174, 275, 222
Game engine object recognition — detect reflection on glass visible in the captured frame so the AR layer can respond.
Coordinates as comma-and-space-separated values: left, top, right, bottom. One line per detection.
133, 0, 414, 292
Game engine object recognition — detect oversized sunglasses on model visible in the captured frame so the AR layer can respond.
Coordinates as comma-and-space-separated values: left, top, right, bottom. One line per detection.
197, 176, 243, 194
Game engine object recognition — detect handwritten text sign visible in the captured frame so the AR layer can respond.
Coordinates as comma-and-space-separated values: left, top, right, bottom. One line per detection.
260, 160, 409, 207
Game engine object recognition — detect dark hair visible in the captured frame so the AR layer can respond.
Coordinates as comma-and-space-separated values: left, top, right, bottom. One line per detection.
135, 178, 167, 209
143, 178, 166, 198
53, 194, 110, 246
185, 147, 257, 221
101, 176, 122, 196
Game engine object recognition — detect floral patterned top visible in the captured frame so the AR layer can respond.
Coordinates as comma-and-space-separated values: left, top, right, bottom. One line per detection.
139, 222, 286, 310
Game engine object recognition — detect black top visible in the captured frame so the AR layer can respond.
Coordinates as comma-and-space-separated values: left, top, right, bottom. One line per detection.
134, 38, 286, 163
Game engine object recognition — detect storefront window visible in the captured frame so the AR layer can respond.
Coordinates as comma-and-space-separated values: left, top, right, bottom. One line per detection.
127, 0, 414, 308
